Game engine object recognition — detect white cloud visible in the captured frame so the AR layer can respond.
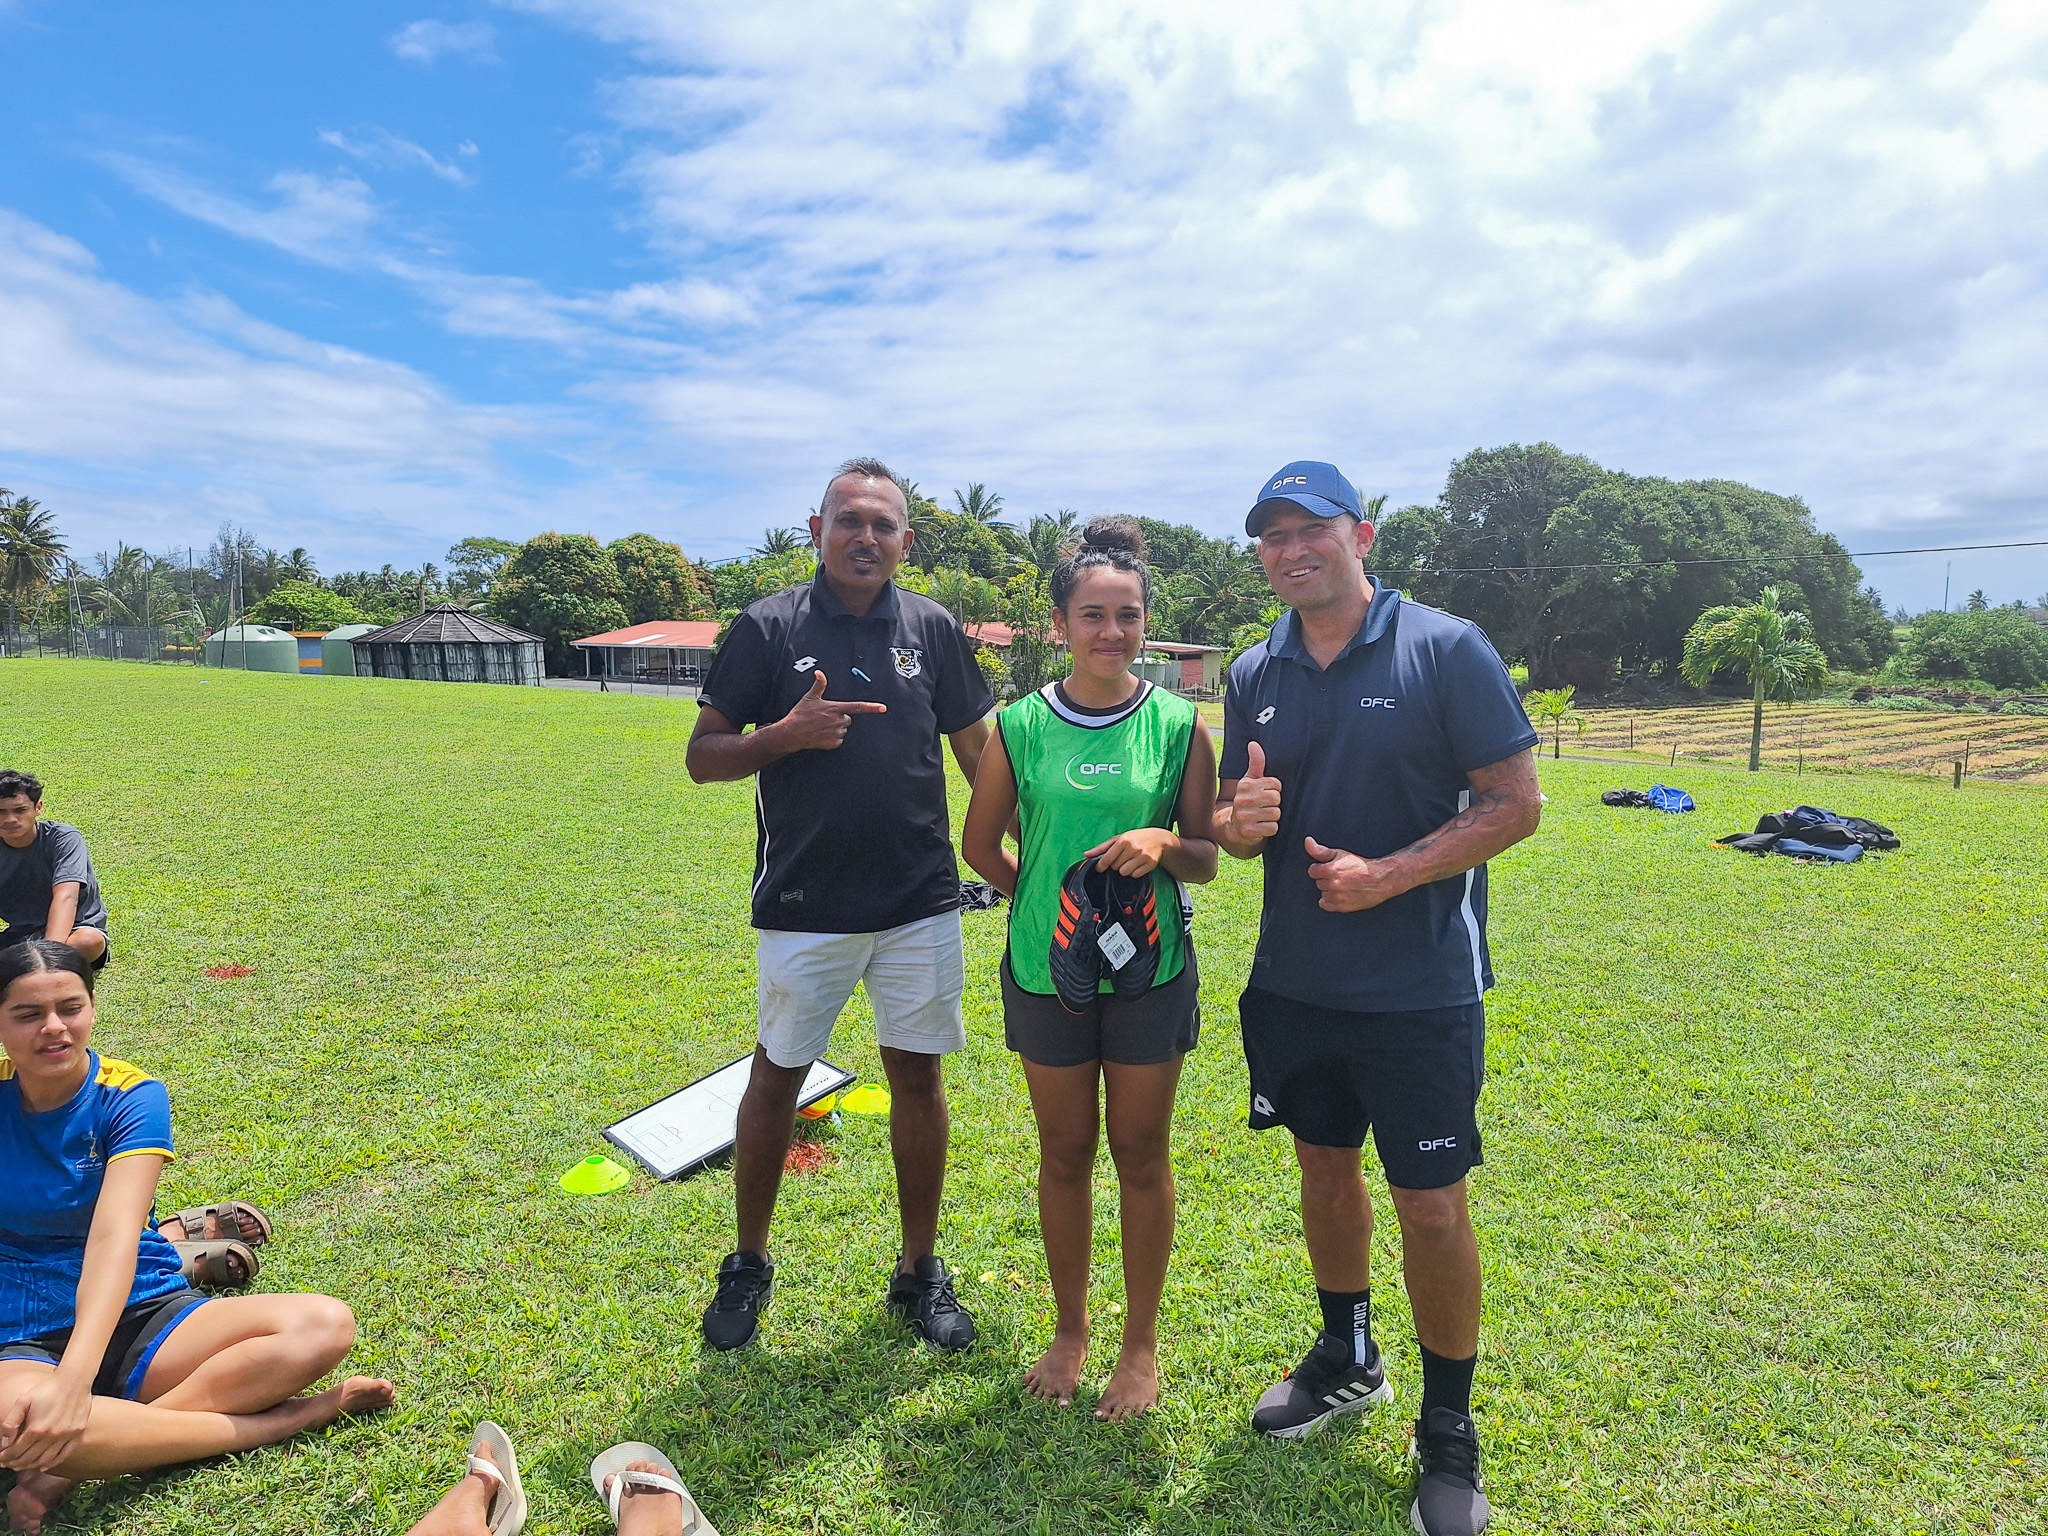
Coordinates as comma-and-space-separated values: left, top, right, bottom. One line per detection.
319, 127, 478, 185
387, 18, 498, 65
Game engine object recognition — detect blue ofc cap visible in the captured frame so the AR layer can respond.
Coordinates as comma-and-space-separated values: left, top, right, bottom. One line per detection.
1246, 460, 1363, 536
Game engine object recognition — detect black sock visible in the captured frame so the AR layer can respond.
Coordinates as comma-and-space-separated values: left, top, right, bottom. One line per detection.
1316, 1287, 1373, 1365
1419, 1344, 1476, 1419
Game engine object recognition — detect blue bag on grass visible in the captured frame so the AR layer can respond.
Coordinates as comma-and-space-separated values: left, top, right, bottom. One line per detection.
1646, 785, 1695, 813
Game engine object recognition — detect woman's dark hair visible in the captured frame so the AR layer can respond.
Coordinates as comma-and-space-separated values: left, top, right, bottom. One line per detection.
0, 940, 95, 1000
1050, 518, 1152, 612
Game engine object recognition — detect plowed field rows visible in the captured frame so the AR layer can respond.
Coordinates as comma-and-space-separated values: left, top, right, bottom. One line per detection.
1574, 700, 2048, 780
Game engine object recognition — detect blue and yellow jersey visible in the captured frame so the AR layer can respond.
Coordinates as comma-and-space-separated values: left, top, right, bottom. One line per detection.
0, 1051, 186, 1342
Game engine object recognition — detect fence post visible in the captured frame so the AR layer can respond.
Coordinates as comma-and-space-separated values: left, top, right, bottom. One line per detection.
1952, 759, 1962, 788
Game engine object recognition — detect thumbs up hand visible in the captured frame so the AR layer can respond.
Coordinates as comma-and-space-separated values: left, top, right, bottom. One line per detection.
1229, 738, 1284, 845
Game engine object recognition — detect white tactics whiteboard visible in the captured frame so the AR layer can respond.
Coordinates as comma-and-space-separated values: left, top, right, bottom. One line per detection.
605, 1054, 856, 1180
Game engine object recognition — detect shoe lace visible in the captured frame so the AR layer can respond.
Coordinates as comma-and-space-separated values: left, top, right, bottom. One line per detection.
1420, 1423, 1481, 1487
919, 1272, 965, 1319
712, 1264, 766, 1312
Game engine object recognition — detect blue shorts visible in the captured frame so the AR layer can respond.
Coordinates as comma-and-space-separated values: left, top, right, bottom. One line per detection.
0, 1288, 206, 1400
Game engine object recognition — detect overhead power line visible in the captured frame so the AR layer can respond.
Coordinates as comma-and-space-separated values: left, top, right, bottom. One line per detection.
1373, 537, 2048, 578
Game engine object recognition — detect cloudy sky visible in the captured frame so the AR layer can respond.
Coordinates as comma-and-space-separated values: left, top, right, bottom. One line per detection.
3, 0, 2045, 609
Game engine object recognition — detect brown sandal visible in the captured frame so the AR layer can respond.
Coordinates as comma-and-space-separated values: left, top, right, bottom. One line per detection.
174, 1239, 260, 1290
161, 1201, 273, 1247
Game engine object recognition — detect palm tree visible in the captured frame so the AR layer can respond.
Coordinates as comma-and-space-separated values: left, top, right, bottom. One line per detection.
753, 527, 804, 558
952, 483, 1011, 532
1680, 585, 1830, 771
1523, 685, 1587, 759
282, 547, 319, 582
1023, 510, 1079, 572
926, 568, 1003, 628
0, 494, 67, 643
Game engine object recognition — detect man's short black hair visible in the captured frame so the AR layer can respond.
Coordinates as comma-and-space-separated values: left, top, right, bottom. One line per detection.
819, 457, 907, 521
0, 770, 43, 804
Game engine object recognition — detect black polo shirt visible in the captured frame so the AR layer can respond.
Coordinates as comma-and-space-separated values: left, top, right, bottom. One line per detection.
1219, 583, 1538, 1013
700, 573, 994, 934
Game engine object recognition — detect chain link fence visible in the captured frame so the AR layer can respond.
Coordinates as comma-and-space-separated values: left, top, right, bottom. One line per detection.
0, 626, 203, 663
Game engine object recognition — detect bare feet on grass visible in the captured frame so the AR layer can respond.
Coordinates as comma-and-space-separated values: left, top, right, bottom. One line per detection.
312, 1376, 397, 1427
603, 1458, 688, 1536
1095, 1345, 1160, 1422
7, 1470, 73, 1536
405, 1437, 500, 1536
1024, 1328, 1088, 1408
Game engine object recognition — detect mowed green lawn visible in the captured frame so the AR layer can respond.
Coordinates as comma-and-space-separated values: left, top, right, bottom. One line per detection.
2, 660, 2043, 1536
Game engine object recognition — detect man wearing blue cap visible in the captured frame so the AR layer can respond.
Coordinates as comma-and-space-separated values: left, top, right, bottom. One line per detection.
1213, 461, 1541, 1536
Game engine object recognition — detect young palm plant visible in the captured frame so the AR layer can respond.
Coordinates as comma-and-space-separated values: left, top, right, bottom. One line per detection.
1679, 584, 1829, 771
1523, 685, 1586, 760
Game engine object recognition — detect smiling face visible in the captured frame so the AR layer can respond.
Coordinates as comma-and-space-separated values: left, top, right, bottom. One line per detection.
1053, 565, 1149, 686
1252, 504, 1376, 614
0, 968, 95, 1102
809, 474, 911, 604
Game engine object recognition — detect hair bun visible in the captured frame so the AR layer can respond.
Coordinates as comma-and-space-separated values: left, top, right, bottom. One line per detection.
1078, 516, 1146, 559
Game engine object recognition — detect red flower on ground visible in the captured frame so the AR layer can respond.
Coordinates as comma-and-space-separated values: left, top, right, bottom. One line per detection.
783, 1141, 834, 1176
203, 965, 256, 979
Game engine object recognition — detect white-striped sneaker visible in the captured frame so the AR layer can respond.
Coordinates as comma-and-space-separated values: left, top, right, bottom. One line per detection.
1251, 1329, 1393, 1439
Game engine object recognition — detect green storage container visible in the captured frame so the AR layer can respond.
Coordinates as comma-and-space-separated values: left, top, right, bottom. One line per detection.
202, 624, 299, 674
320, 624, 381, 677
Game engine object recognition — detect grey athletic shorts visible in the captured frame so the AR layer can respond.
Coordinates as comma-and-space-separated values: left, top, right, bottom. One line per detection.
1000, 950, 1200, 1068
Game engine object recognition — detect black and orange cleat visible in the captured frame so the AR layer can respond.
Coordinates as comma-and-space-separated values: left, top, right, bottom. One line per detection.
1100, 870, 1162, 997
1049, 857, 1109, 1012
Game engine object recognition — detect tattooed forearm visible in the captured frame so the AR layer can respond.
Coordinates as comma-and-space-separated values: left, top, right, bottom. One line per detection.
1384, 750, 1542, 889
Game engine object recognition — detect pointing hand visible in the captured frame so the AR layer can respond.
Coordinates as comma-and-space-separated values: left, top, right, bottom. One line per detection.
1230, 739, 1283, 844
777, 670, 888, 752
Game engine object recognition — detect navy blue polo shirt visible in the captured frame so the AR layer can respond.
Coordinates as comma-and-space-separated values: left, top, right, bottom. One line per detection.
1219, 582, 1537, 1013
701, 572, 994, 935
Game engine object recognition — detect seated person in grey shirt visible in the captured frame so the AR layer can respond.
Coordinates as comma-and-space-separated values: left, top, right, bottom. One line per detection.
0, 770, 108, 969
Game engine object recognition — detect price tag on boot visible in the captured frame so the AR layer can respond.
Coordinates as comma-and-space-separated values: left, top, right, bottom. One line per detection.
1098, 922, 1137, 970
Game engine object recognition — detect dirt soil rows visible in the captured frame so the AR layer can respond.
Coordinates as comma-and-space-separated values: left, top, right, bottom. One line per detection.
1575, 700, 2048, 781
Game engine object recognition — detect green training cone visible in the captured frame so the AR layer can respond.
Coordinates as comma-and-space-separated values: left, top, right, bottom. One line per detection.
560, 1154, 631, 1195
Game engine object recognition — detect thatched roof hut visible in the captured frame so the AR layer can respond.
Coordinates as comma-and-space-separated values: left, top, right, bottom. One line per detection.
351, 606, 545, 686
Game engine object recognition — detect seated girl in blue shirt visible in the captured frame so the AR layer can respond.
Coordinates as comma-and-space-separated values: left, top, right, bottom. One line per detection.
0, 941, 395, 1534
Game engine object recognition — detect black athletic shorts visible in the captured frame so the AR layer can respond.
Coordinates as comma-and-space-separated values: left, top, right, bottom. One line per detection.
0, 925, 110, 971
1239, 987, 1484, 1190
1002, 950, 1200, 1067
0, 1287, 206, 1400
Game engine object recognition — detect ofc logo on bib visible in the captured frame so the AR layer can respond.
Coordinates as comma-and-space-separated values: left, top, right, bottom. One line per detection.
1065, 756, 1124, 790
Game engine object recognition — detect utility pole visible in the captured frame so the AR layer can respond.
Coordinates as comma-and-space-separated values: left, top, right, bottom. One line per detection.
1943, 562, 1951, 613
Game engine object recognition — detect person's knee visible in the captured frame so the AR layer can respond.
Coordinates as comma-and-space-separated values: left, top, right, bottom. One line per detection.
744, 1052, 808, 1109
65, 927, 106, 961
293, 1295, 358, 1363
1388, 1181, 1469, 1240
1039, 1128, 1098, 1182
1106, 1124, 1170, 1184
1295, 1141, 1364, 1191
879, 1047, 945, 1101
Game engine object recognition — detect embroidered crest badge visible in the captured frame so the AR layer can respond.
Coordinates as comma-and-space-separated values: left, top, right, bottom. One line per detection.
891, 647, 923, 679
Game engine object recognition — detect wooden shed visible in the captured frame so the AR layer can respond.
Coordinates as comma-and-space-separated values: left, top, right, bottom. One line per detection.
351, 606, 545, 686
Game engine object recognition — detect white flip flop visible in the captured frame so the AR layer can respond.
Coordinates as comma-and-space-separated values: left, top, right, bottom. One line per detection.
468, 1421, 528, 1536
589, 1441, 718, 1535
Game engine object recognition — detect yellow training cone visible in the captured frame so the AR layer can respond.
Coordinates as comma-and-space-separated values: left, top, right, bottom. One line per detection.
559, 1155, 631, 1195
797, 1093, 840, 1120
840, 1084, 892, 1115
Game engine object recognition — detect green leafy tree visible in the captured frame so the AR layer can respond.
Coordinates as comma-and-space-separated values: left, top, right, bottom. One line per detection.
1023, 511, 1078, 573
491, 533, 630, 674
1965, 589, 1989, 612
924, 567, 1003, 628
1886, 609, 2048, 690
0, 493, 67, 641
608, 534, 709, 623
245, 581, 370, 630
1680, 585, 1830, 771
1000, 569, 1060, 695
446, 537, 518, 601
952, 483, 1010, 532
1523, 685, 1587, 759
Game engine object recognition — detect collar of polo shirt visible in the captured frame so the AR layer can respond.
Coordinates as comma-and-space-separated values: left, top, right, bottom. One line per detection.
1267, 580, 1402, 666
811, 568, 903, 622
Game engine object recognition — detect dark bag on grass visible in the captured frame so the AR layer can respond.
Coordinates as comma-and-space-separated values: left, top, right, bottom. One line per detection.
1602, 789, 1653, 808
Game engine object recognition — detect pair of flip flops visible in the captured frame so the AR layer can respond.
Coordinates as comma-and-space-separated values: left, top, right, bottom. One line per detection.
167, 1201, 273, 1291
462, 1426, 716, 1535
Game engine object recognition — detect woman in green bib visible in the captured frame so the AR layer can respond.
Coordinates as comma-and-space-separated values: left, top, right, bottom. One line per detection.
963, 518, 1218, 1420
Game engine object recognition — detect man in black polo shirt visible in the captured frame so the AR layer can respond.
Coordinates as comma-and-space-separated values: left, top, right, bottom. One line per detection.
1214, 461, 1541, 1536
687, 457, 994, 1354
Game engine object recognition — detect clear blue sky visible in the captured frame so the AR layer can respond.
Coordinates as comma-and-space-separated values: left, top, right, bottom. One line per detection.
3, 0, 2045, 611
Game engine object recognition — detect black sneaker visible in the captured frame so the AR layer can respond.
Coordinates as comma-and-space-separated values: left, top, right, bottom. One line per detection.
701, 1250, 774, 1352
1049, 858, 1109, 1013
1411, 1407, 1490, 1535
1100, 869, 1162, 997
1251, 1329, 1393, 1439
886, 1255, 977, 1352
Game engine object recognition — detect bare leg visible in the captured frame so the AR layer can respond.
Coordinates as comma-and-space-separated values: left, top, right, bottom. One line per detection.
733, 1048, 806, 1258
1017, 1057, 1100, 1407
1388, 1180, 1480, 1358
140, 1293, 357, 1414
404, 1436, 500, 1536
879, 1046, 948, 1271
1096, 1055, 1185, 1422
61, 928, 106, 965
1296, 1140, 1373, 1292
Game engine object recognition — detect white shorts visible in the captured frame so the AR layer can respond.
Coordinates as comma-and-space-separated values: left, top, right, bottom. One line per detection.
755, 909, 968, 1069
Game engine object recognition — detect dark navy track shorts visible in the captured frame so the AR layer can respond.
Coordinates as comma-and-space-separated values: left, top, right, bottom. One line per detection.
1238, 986, 1484, 1189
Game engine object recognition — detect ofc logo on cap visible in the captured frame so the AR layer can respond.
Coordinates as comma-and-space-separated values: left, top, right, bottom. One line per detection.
1270, 475, 1309, 491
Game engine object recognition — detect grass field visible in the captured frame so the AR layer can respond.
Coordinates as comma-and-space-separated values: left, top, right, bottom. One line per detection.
2, 660, 2044, 1535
